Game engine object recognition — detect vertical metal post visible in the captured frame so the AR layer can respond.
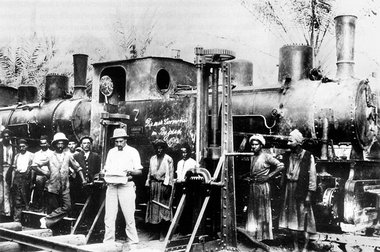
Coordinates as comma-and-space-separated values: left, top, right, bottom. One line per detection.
211, 66, 219, 147
195, 47, 205, 164
220, 62, 237, 249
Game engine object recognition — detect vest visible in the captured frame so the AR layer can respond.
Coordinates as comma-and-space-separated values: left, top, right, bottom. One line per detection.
282, 150, 312, 201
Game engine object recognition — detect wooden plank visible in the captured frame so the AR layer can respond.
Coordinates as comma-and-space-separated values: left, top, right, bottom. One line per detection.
0, 222, 22, 231
79, 242, 123, 252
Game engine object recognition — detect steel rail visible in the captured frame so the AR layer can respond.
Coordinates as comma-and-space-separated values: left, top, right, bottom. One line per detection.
0, 227, 93, 252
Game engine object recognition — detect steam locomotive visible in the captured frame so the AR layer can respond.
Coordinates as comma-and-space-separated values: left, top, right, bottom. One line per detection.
0, 14, 379, 249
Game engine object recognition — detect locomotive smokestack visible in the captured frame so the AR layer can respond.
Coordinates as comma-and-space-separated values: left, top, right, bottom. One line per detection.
45, 74, 69, 102
278, 45, 313, 83
73, 54, 88, 98
335, 15, 357, 79
18, 85, 38, 104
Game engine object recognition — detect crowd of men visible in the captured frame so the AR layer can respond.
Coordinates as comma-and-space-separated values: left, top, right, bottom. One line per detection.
0, 130, 101, 227
0, 127, 198, 247
0, 127, 316, 251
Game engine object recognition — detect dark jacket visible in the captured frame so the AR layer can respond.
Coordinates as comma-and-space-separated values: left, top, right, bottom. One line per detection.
74, 151, 101, 183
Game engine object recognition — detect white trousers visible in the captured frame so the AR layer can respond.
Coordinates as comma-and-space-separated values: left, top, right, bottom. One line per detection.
103, 183, 139, 243
0, 165, 11, 216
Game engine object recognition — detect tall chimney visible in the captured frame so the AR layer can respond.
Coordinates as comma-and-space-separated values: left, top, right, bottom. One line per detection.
335, 15, 357, 79
73, 54, 88, 98
278, 45, 313, 83
18, 85, 38, 104
45, 74, 69, 102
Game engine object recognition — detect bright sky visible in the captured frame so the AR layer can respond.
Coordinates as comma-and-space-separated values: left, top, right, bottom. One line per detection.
0, 0, 379, 82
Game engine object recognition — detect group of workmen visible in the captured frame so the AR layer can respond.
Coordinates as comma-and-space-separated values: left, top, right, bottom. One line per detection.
0, 129, 101, 227
0, 126, 316, 251
245, 129, 317, 252
0, 127, 197, 247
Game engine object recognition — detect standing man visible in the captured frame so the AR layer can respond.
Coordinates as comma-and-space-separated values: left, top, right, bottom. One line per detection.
0, 129, 16, 217
75, 136, 101, 185
176, 143, 197, 183
73, 136, 101, 203
145, 139, 174, 241
279, 129, 317, 252
67, 139, 78, 154
11, 139, 34, 221
245, 134, 284, 241
102, 128, 142, 244
67, 138, 80, 205
31, 132, 85, 228
31, 135, 53, 212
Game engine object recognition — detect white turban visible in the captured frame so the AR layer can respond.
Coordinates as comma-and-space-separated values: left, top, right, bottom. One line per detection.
249, 134, 266, 146
289, 129, 304, 144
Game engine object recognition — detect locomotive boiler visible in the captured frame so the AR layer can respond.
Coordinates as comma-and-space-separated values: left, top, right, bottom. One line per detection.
230, 15, 380, 232
0, 54, 91, 149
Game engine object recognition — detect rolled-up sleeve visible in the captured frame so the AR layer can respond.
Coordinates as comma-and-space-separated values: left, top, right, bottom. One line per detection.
69, 155, 82, 172
131, 148, 143, 170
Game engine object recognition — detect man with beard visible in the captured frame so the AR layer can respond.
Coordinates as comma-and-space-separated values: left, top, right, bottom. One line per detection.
30, 135, 53, 212
31, 132, 85, 228
11, 139, 34, 221
0, 129, 16, 217
279, 129, 317, 252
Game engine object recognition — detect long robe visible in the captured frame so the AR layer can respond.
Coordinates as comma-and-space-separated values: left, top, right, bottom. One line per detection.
246, 151, 283, 240
278, 150, 317, 233
145, 154, 174, 224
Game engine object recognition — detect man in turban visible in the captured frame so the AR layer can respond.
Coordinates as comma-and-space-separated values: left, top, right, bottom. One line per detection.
279, 129, 317, 252
245, 134, 284, 241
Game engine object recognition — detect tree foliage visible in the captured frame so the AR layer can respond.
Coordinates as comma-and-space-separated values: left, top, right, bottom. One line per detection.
0, 36, 57, 95
111, 6, 157, 59
240, 0, 335, 59
0, 36, 56, 87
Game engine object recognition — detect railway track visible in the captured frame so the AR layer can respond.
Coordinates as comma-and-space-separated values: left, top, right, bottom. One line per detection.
0, 221, 123, 252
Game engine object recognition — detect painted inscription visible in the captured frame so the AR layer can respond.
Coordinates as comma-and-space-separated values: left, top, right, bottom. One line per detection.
145, 117, 194, 148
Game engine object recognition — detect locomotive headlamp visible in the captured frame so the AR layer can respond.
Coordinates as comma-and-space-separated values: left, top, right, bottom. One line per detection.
100, 75, 114, 97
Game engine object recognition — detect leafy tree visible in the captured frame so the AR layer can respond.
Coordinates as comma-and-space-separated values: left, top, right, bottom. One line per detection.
240, 0, 335, 63
0, 35, 57, 98
110, 6, 157, 59
239, 0, 379, 72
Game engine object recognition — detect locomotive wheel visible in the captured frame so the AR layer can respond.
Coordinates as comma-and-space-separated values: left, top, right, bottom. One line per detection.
203, 49, 236, 62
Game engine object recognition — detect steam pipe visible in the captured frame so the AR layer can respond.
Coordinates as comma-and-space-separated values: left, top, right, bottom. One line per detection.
73, 54, 88, 98
335, 15, 357, 79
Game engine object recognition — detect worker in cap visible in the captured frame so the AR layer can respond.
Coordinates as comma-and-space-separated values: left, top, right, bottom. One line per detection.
11, 138, 34, 221
245, 133, 284, 240
279, 129, 317, 251
73, 135, 101, 203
